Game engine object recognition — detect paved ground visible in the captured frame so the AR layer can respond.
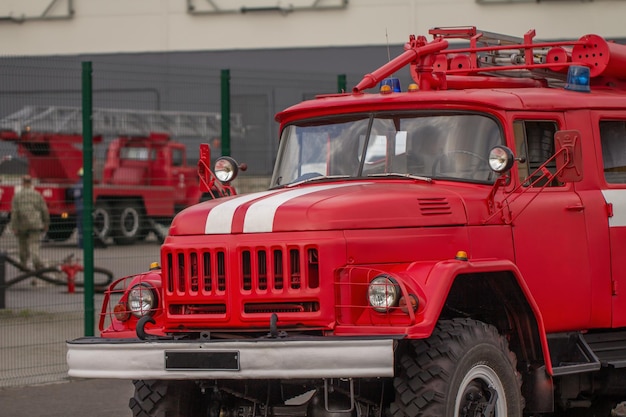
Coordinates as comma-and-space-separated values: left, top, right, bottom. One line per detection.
0, 233, 160, 416
0, 378, 134, 417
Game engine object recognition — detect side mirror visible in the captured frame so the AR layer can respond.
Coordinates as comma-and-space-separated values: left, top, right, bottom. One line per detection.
554, 130, 583, 183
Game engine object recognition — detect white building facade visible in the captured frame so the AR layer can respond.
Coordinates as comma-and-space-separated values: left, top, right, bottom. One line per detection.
1, 0, 625, 56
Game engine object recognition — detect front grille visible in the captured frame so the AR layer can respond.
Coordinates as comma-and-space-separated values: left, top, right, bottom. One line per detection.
241, 247, 319, 291
167, 251, 227, 295
164, 245, 321, 318
244, 302, 319, 314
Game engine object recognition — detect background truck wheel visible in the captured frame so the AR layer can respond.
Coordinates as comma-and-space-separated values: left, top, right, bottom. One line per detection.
112, 202, 146, 245
93, 202, 113, 242
129, 379, 203, 417
390, 318, 523, 417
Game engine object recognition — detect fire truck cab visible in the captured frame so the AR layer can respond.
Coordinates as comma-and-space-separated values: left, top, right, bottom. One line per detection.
68, 27, 626, 417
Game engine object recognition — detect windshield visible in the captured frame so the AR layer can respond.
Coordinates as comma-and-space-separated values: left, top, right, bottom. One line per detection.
271, 113, 503, 187
120, 146, 155, 161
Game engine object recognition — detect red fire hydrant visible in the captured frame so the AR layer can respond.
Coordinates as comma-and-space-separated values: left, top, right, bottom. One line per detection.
61, 259, 84, 294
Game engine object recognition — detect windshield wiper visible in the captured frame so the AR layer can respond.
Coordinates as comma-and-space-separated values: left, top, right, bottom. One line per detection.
367, 172, 432, 183
287, 174, 350, 187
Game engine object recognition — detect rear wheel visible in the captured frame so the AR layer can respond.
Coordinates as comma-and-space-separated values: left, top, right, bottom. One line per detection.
93, 202, 113, 242
390, 318, 523, 417
113, 202, 146, 245
129, 379, 203, 417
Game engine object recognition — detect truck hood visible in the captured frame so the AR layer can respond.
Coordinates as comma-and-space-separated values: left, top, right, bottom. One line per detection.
170, 181, 468, 235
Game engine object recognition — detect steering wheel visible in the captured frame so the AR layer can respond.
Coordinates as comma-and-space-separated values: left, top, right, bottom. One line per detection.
431, 150, 493, 181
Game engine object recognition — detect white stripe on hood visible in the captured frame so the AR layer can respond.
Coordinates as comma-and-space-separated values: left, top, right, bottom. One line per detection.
205, 183, 369, 234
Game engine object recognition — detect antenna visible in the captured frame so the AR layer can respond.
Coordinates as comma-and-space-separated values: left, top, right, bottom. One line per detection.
386, 28, 391, 62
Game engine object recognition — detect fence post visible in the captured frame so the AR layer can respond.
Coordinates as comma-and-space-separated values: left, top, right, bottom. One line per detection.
82, 61, 95, 336
221, 69, 231, 157
0, 251, 5, 309
338, 74, 347, 93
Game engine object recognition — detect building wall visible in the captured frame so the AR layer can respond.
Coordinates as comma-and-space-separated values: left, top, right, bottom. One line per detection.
1, 0, 626, 56
3, 0, 626, 178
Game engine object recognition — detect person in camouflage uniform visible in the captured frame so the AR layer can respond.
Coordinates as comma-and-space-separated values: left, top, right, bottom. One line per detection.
9, 175, 50, 270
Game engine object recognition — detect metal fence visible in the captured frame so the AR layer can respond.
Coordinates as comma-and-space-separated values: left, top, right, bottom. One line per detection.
0, 56, 360, 387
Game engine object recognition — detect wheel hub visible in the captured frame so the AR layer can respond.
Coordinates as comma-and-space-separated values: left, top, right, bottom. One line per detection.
460, 384, 497, 417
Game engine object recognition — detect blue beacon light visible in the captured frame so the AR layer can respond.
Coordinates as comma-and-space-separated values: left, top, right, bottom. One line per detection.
380, 78, 402, 92
565, 65, 591, 92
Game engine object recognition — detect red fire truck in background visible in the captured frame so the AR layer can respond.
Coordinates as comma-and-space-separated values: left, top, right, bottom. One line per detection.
0, 106, 239, 245
68, 27, 626, 416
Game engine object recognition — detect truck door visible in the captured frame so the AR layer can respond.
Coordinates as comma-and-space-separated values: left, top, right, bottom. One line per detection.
169, 146, 191, 206
509, 119, 593, 332
598, 118, 626, 327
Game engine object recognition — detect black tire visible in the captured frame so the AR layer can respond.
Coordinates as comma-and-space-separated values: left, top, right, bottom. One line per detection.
129, 379, 203, 417
93, 202, 113, 242
391, 318, 523, 417
113, 202, 145, 245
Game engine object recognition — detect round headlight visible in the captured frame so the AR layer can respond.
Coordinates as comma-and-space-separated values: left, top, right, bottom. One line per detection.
128, 284, 156, 318
214, 156, 239, 183
488, 146, 515, 173
368, 275, 400, 312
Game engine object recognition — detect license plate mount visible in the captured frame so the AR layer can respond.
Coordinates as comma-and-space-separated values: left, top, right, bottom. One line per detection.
165, 351, 240, 371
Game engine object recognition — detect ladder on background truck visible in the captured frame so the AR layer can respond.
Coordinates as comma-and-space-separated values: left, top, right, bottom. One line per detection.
0, 105, 244, 138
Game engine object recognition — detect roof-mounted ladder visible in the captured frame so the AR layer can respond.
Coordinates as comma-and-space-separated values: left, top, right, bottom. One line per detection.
0, 105, 244, 138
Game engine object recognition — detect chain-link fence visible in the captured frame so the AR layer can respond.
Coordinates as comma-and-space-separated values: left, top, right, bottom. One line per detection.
0, 56, 360, 387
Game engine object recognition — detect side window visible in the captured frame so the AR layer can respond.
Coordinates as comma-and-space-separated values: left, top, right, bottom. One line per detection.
600, 121, 626, 184
514, 120, 562, 187
172, 148, 184, 167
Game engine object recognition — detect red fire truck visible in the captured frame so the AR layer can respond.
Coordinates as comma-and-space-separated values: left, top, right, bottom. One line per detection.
68, 27, 626, 416
0, 106, 238, 245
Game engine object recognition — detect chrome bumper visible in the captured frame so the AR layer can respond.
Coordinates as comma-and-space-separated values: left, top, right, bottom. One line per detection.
67, 337, 395, 380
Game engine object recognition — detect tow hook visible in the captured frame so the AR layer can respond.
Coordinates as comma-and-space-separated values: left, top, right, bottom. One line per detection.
136, 316, 172, 340
266, 313, 287, 338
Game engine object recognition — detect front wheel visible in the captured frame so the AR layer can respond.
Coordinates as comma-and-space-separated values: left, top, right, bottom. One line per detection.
129, 379, 203, 417
391, 318, 523, 417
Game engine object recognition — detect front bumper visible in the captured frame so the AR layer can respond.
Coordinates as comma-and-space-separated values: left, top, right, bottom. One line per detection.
67, 336, 395, 380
